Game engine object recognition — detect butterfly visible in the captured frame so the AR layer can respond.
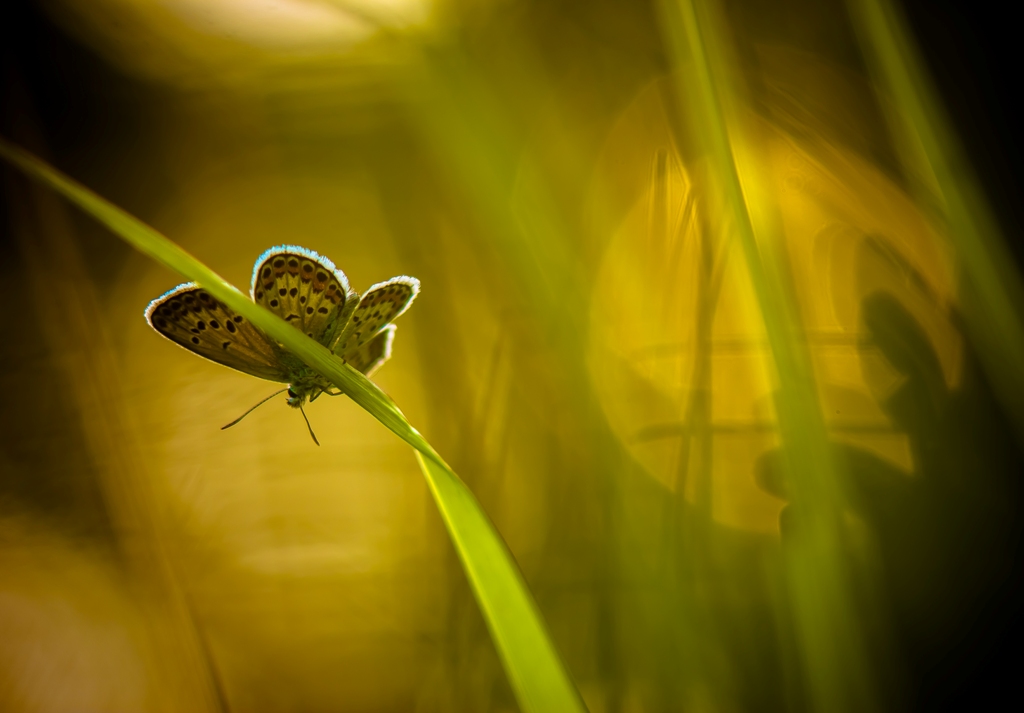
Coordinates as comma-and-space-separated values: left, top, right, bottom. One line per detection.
145, 245, 419, 444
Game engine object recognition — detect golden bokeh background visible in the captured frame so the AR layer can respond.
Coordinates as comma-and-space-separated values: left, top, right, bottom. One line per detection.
2, 1, 1021, 711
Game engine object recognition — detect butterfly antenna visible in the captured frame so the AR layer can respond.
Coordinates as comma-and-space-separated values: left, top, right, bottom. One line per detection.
299, 404, 321, 446
221, 388, 289, 430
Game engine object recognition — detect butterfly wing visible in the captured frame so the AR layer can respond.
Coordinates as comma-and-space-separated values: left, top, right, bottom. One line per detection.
145, 284, 293, 382
343, 324, 396, 376
250, 246, 358, 348
335, 276, 419, 355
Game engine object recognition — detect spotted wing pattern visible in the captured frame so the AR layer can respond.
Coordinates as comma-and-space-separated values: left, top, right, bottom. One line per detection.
250, 246, 356, 347
145, 284, 292, 382
342, 324, 395, 376
336, 276, 419, 354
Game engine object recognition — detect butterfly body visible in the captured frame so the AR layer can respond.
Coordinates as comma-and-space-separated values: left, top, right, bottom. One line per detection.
146, 246, 418, 437
284, 369, 337, 407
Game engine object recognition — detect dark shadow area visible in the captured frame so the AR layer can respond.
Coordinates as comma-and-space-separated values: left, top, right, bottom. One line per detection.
899, 0, 1024, 272
758, 291, 1024, 711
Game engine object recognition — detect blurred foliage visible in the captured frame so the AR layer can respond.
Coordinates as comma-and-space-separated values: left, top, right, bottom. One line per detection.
1, 0, 1022, 712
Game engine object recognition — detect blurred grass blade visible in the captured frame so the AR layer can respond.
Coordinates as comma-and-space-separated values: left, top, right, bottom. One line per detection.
0, 137, 588, 713
655, 1, 878, 710
848, 0, 1024, 438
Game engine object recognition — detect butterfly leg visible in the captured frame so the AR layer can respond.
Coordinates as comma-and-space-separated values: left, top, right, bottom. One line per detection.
308, 387, 343, 402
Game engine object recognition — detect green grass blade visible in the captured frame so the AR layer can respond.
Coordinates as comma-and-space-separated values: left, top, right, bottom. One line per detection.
416, 452, 589, 712
848, 0, 1024, 438
0, 137, 587, 713
655, 1, 878, 710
